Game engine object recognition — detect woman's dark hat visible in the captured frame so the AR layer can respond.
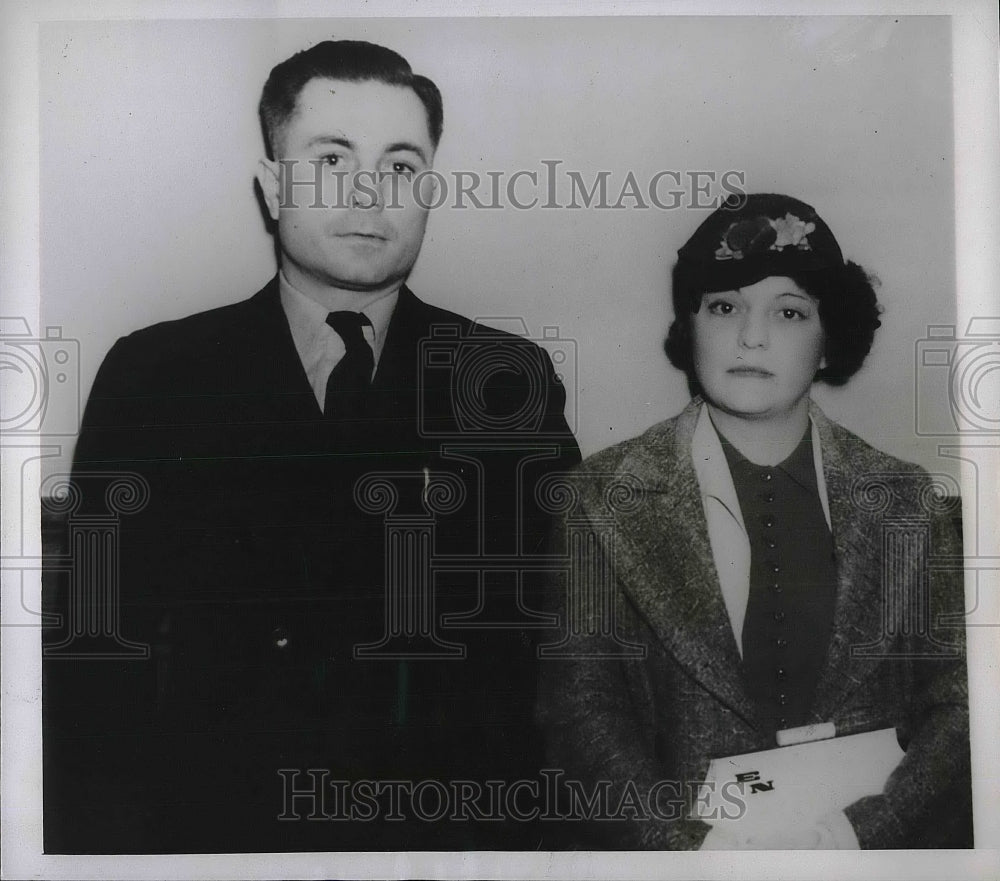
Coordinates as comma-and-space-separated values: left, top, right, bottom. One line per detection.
676, 193, 844, 293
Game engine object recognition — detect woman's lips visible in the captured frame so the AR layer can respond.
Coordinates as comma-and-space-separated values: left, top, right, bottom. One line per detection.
728, 366, 774, 377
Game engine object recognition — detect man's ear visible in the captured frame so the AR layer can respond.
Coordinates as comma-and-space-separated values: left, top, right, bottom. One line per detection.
256, 158, 281, 222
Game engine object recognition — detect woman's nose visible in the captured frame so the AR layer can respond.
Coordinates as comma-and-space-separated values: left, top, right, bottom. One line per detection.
738, 311, 769, 349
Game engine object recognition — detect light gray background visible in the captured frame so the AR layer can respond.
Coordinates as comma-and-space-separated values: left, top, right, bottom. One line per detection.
39, 16, 957, 480
6, 7, 999, 879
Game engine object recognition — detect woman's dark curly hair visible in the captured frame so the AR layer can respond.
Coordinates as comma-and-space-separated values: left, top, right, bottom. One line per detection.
665, 261, 882, 387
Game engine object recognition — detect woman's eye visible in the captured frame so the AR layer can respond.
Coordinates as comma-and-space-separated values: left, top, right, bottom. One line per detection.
321, 154, 341, 167
780, 308, 806, 320
706, 301, 735, 315
391, 161, 415, 176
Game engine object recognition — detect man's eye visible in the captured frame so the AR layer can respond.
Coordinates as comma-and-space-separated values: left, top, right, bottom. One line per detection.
321, 155, 340, 167
391, 162, 415, 176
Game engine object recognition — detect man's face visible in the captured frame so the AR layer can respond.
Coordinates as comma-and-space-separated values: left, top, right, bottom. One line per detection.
258, 77, 436, 295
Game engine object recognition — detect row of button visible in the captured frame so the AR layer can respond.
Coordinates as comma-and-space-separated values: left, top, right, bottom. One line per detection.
763, 486, 787, 724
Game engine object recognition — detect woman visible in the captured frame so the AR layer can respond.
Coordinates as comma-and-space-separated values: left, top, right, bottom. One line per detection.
537, 194, 971, 849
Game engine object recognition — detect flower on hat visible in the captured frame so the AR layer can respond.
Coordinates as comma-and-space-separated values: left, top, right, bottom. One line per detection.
715, 212, 816, 260
771, 212, 816, 250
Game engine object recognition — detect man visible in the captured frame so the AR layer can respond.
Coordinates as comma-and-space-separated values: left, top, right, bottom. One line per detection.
43, 40, 580, 853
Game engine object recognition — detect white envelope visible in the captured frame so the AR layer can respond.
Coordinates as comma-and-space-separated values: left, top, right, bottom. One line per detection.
694, 728, 904, 835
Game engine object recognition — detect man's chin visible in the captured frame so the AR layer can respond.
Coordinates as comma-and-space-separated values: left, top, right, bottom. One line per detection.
303, 262, 407, 294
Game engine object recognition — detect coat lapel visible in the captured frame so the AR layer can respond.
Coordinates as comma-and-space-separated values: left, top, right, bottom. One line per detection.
236, 277, 323, 419
807, 405, 887, 721
370, 285, 425, 409
363, 285, 440, 459
605, 400, 761, 729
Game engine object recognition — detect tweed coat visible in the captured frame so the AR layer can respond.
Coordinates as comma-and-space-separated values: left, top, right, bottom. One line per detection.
536, 398, 971, 849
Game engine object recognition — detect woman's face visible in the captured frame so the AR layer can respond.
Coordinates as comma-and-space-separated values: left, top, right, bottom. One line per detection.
691, 275, 826, 422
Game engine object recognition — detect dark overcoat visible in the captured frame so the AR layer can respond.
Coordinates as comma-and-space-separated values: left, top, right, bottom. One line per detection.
43, 278, 581, 852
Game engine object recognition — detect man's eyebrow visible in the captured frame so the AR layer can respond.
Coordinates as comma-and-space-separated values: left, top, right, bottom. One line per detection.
304, 135, 353, 150
385, 141, 430, 164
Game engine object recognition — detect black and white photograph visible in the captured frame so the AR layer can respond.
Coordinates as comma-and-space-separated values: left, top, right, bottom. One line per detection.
2, 2, 998, 879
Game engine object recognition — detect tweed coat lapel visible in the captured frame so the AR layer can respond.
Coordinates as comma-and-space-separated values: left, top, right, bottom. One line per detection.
605, 399, 761, 729
808, 405, 888, 721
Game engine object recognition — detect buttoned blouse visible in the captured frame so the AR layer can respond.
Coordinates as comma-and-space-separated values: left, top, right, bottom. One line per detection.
718, 426, 839, 736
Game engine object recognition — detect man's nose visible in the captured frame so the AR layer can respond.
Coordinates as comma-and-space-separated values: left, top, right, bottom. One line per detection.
348, 170, 382, 210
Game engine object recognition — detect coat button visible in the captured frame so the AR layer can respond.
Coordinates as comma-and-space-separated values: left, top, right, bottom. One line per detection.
272, 626, 289, 649
762, 472, 773, 482
773, 610, 785, 623
761, 515, 775, 528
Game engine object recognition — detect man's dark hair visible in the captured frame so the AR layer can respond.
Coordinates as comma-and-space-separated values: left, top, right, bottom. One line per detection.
259, 40, 443, 158
665, 262, 883, 388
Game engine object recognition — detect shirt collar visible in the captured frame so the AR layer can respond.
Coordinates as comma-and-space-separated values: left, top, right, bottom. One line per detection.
692, 401, 831, 532
716, 418, 817, 493
278, 271, 398, 366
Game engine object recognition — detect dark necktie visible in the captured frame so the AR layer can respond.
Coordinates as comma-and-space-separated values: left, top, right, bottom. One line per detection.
324, 311, 374, 419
